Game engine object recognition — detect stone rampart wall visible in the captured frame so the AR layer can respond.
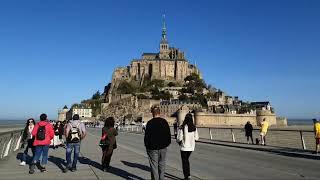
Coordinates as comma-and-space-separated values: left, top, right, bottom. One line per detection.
195, 112, 257, 126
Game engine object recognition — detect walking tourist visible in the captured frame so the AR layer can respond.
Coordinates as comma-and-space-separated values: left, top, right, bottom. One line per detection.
29, 114, 54, 174
20, 118, 36, 166
99, 117, 118, 172
313, 119, 320, 154
173, 120, 178, 139
144, 105, 171, 180
259, 118, 269, 146
53, 121, 64, 148
244, 121, 254, 144
177, 113, 199, 180
63, 114, 86, 173
142, 121, 146, 133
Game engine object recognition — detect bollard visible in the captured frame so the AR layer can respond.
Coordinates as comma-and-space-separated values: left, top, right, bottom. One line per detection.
231, 129, 236, 143
299, 131, 307, 150
209, 128, 213, 140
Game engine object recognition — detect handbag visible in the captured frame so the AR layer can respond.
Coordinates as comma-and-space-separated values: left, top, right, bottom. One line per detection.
113, 140, 117, 149
99, 132, 110, 148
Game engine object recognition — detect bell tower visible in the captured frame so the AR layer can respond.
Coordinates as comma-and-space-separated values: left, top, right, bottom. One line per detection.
159, 14, 170, 59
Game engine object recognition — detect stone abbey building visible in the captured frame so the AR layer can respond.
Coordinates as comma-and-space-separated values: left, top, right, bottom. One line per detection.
111, 16, 199, 84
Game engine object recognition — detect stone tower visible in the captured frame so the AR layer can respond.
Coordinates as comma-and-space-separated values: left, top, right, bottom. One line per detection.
159, 14, 170, 59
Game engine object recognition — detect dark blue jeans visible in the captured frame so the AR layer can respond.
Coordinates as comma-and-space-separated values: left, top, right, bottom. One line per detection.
32, 145, 49, 166
66, 143, 80, 168
22, 139, 35, 162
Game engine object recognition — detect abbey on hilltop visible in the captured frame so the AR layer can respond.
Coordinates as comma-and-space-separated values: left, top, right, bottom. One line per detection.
111, 15, 200, 84
58, 16, 283, 128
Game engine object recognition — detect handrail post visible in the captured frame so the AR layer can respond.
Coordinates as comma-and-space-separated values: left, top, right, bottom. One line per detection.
231, 128, 236, 143
209, 128, 213, 140
300, 131, 306, 150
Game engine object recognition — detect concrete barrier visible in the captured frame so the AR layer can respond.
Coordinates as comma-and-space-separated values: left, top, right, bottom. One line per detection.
0, 129, 24, 160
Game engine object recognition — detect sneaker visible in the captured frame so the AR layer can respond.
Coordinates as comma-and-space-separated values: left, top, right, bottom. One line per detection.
62, 167, 69, 173
103, 167, 108, 172
40, 166, 46, 172
29, 164, 35, 174
71, 167, 77, 172
20, 161, 26, 166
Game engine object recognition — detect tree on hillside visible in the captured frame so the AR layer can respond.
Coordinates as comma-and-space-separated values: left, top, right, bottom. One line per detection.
137, 94, 149, 99
178, 94, 189, 101
92, 91, 101, 100
168, 82, 176, 87
149, 79, 165, 88
190, 94, 208, 108
184, 73, 200, 82
117, 81, 135, 94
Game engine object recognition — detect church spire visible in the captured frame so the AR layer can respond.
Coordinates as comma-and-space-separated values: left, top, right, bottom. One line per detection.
159, 14, 169, 59
162, 14, 167, 41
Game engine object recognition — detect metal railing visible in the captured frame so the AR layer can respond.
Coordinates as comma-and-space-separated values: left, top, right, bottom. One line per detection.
0, 129, 24, 160
196, 127, 315, 151
119, 125, 316, 151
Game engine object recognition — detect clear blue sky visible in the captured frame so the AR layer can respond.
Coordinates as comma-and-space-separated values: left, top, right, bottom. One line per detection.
0, 0, 319, 120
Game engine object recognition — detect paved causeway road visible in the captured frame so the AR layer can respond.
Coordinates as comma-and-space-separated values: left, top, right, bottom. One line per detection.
0, 128, 320, 179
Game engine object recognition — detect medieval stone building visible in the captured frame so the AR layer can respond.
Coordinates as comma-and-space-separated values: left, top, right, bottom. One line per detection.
111, 16, 200, 84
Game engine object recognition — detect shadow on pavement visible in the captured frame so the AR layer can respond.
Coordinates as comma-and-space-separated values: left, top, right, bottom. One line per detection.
121, 160, 150, 171
48, 155, 66, 171
79, 157, 145, 180
121, 160, 182, 180
16, 152, 33, 165
198, 139, 320, 160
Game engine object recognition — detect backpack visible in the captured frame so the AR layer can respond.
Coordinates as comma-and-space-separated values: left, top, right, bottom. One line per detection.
37, 125, 46, 140
68, 123, 81, 143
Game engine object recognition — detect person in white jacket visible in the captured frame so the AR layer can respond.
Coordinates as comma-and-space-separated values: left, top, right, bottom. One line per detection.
177, 113, 199, 180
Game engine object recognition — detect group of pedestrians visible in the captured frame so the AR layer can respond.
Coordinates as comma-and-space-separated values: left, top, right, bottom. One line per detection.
20, 113, 86, 174
144, 105, 199, 180
244, 118, 269, 145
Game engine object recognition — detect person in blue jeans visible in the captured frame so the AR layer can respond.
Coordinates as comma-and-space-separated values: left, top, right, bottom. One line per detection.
63, 114, 86, 173
29, 114, 54, 174
20, 118, 36, 166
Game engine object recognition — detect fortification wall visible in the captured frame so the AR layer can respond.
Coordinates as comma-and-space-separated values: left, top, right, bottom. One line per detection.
256, 110, 277, 126
194, 112, 257, 126
141, 114, 176, 125
276, 117, 288, 126
194, 111, 277, 127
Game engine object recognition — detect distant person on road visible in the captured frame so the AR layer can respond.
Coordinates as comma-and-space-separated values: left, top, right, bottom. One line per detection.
313, 119, 320, 154
20, 118, 36, 166
144, 105, 171, 180
100, 117, 118, 172
142, 121, 146, 133
173, 120, 178, 139
177, 113, 199, 180
259, 118, 269, 146
63, 114, 86, 173
29, 114, 54, 174
244, 121, 254, 144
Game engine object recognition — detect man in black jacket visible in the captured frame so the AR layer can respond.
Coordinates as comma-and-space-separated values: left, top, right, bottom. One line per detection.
144, 105, 171, 180
244, 121, 254, 144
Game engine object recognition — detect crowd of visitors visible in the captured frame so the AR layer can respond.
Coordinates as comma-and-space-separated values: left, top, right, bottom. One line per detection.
18, 108, 319, 179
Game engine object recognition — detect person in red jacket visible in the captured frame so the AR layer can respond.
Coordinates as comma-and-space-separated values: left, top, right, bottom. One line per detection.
29, 113, 54, 174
